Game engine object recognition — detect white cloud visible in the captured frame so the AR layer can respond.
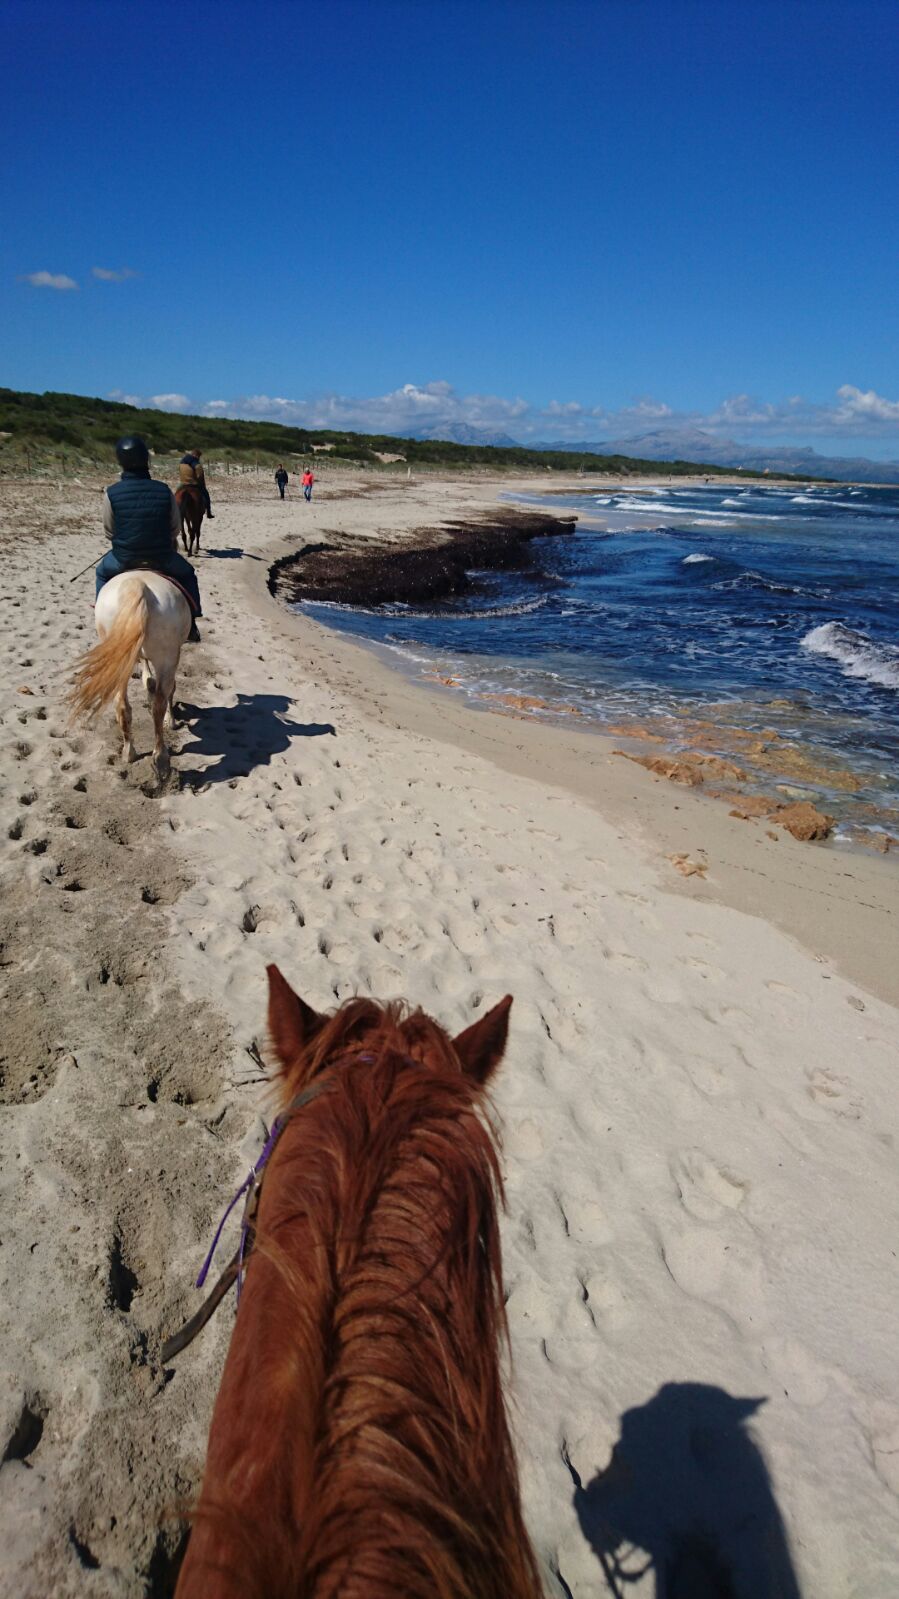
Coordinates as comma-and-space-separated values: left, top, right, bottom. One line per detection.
622, 398, 675, 421
108, 389, 143, 407
19, 270, 78, 290
834, 384, 899, 424
99, 379, 899, 451
544, 400, 585, 417
206, 382, 532, 437
92, 266, 138, 282
698, 387, 899, 440
150, 393, 190, 412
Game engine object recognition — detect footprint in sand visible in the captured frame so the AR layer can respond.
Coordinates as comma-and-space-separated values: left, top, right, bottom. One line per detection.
762, 1336, 832, 1407
543, 1182, 612, 1248
671, 1148, 749, 1222
660, 1225, 768, 1330
719, 1003, 752, 1025
505, 1273, 557, 1339
643, 971, 688, 1005
868, 1414, 899, 1496
766, 979, 809, 1004
577, 1270, 632, 1336
540, 1006, 587, 1050
505, 1118, 545, 1161
558, 1275, 603, 1346
761, 1097, 818, 1157
319, 937, 356, 967
602, 947, 648, 973
2, 1393, 48, 1468
806, 1067, 862, 1120
681, 956, 727, 983
576, 1197, 614, 1248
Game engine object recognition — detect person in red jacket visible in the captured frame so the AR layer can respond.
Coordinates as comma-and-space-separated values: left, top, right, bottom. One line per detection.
302, 467, 315, 502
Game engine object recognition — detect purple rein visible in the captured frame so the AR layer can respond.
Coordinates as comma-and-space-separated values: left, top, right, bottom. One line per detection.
163, 1057, 387, 1361
195, 1113, 286, 1304
192, 1069, 350, 1307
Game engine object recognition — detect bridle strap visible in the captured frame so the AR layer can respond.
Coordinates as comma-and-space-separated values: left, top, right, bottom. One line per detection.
160, 1255, 241, 1363
160, 1077, 331, 1364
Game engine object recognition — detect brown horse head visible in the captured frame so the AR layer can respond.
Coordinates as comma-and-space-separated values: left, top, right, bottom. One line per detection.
267, 962, 513, 1092
175, 972, 542, 1599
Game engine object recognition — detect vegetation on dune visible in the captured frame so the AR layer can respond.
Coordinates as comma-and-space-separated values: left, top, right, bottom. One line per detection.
0, 386, 799, 480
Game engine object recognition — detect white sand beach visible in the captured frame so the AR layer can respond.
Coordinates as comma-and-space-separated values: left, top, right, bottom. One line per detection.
1, 469, 898, 1597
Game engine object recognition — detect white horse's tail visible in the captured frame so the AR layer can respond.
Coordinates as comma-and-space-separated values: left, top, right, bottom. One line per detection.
69, 578, 148, 722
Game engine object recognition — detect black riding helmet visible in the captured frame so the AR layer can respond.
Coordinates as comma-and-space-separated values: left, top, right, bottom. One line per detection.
115, 435, 150, 472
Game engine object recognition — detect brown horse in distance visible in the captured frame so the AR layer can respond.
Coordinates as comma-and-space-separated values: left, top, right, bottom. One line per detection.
177, 482, 204, 557
173, 967, 542, 1599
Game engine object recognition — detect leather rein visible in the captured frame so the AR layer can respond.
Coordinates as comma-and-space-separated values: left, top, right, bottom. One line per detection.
160, 1077, 331, 1364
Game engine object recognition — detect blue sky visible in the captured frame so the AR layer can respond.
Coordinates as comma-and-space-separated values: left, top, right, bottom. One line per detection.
3, 0, 899, 454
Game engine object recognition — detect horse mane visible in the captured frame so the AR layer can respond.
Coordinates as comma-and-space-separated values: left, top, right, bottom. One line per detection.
213, 996, 543, 1599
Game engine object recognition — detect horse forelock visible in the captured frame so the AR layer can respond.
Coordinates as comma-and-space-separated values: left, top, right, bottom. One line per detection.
199, 1000, 544, 1599
274, 995, 465, 1098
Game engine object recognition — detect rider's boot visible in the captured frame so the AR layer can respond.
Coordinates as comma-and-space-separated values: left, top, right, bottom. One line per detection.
187, 619, 201, 643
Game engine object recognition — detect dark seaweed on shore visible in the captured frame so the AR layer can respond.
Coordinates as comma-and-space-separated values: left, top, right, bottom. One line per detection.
268, 510, 576, 609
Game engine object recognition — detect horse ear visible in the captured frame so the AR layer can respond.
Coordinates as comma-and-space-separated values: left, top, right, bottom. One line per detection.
452, 995, 512, 1085
267, 964, 326, 1067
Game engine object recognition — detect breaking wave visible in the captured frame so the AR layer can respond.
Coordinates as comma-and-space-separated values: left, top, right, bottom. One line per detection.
801, 623, 899, 690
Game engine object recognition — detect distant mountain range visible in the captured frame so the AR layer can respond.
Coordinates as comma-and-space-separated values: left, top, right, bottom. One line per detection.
410, 421, 899, 482
412, 422, 522, 448
541, 428, 899, 484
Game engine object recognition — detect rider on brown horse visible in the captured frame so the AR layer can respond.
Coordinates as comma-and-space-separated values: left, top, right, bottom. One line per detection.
97, 436, 203, 642
179, 448, 214, 518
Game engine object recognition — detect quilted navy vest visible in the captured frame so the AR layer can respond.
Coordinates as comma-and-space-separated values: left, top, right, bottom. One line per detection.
107, 472, 173, 560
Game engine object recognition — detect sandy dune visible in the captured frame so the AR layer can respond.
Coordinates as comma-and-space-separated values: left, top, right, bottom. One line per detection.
1, 472, 897, 1597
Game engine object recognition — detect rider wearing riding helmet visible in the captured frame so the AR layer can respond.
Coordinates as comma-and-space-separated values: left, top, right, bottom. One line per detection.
97, 436, 203, 642
179, 446, 214, 518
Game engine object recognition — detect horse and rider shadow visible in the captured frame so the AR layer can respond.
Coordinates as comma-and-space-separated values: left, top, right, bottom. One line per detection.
175, 692, 335, 785
198, 547, 264, 561
566, 1382, 802, 1599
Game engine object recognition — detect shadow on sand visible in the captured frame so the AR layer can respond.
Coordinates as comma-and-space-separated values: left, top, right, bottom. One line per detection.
176, 692, 335, 785
567, 1383, 801, 1599
196, 547, 263, 561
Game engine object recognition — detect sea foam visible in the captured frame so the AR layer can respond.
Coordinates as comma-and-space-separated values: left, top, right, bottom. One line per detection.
802, 622, 899, 690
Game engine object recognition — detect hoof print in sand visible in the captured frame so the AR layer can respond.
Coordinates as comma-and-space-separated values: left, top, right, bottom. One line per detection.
2, 1393, 47, 1466
107, 1234, 140, 1315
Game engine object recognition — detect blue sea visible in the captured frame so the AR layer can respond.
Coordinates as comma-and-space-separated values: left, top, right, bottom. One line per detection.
299, 482, 899, 841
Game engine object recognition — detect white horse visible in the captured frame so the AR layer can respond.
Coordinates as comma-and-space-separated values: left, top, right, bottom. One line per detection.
69, 571, 191, 778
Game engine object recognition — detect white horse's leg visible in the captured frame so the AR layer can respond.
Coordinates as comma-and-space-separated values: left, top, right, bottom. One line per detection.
116, 685, 136, 763
142, 657, 157, 704
151, 679, 171, 778
151, 651, 182, 776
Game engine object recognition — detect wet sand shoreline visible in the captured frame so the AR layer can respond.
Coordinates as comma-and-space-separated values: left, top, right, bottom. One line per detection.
237, 477, 899, 1004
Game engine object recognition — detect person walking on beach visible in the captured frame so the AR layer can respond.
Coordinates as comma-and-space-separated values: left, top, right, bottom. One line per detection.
302, 466, 315, 502
97, 435, 203, 641
180, 447, 214, 518
275, 464, 289, 499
